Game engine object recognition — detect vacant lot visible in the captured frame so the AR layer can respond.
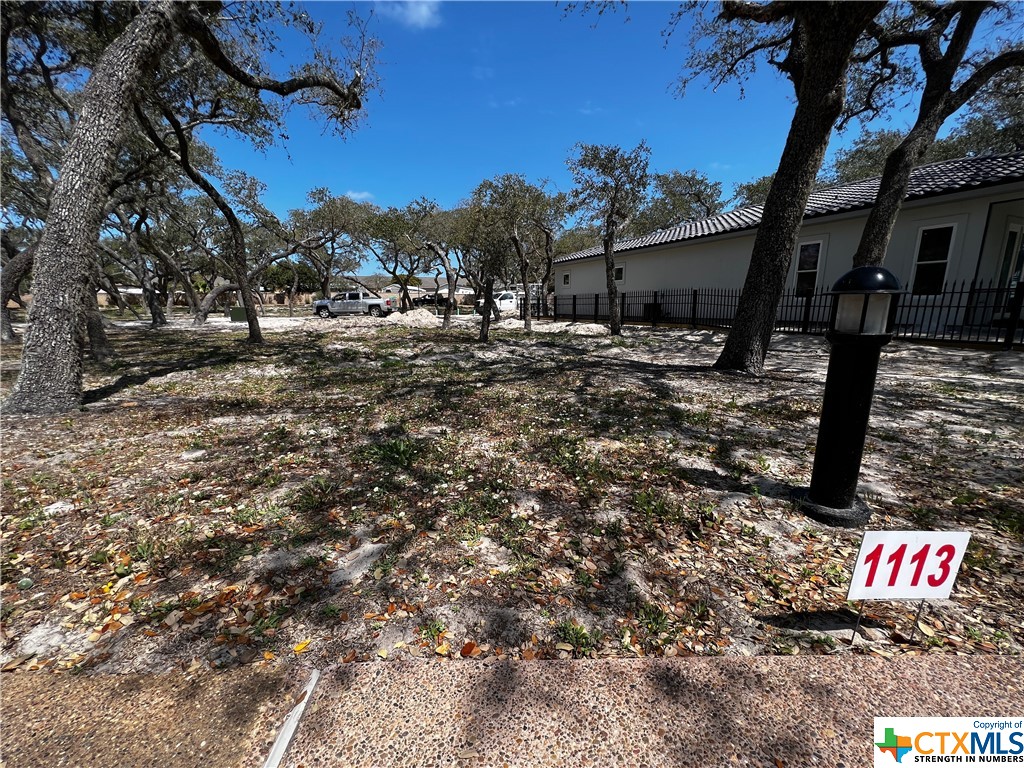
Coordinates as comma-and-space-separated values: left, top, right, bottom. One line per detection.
1, 312, 1021, 674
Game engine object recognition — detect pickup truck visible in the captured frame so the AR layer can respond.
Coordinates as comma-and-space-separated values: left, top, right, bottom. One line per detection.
475, 291, 519, 315
313, 291, 397, 318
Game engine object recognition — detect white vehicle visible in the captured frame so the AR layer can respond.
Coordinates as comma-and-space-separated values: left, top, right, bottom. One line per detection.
475, 291, 519, 315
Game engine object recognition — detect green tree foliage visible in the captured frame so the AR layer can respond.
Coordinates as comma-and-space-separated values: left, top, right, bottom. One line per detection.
829, 71, 1024, 185
361, 201, 433, 310
261, 261, 320, 293
452, 197, 510, 342
628, 169, 726, 235
730, 173, 776, 208
555, 225, 601, 258
828, 130, 906, 184
285, 188, 367, 297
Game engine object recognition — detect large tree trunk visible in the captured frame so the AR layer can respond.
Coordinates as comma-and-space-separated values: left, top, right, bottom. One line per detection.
540, 229, 555, 318
514, 236, 533, 333
852, 125, 941, 268
441, 267, 458, 331
478, 276, 495, 343
288, 262, 299, 317
3, 2, 179, 413
426, 244, 459, 330
603, 225, 620, 336
143, 280, 167, 327
714, 3, 884, 374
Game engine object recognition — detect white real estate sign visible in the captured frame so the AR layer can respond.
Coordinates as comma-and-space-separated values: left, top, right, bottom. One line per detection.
847, 531, 971, 601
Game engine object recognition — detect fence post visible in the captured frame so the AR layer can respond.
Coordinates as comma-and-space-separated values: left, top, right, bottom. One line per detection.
572, 294, 577, 323
621, 293, 627, 325
652, 291, 659, 328
691, 289, 698, 328
801, 295, 813, 334
594, 294, 599, 324
1004, 282, 1024, 349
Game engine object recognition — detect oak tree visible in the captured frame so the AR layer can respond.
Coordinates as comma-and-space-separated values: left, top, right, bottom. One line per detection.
682, 1, 887, 374
3, 1, 370, 413
567, 141, 650, 336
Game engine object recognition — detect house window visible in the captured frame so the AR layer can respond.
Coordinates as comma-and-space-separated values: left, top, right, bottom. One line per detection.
562, 272, 570, 287
912, 225, 954, 295
795, 241, 821, 296
613, 265, 624, 282
997, 222, 1023, 291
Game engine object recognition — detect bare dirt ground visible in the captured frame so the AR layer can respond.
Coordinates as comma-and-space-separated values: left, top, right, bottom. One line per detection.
1, 310, 1021, 676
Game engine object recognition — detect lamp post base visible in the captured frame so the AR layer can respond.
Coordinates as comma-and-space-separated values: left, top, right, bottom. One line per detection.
796, 489, 872, 528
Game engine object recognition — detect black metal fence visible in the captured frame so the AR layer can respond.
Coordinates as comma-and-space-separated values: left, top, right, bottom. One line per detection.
544, 280, 1023, 348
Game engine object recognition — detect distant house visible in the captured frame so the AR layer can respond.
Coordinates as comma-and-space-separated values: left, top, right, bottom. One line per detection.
382, 283, 425, 298
381, 279, 476, 303
97, 286, 144, 307
554, 153, 1024, 335
436, 284, 475, 298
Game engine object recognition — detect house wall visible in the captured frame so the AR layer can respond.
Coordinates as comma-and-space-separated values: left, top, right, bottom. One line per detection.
555, 185, 1024, 297
975, 197, 1024, 286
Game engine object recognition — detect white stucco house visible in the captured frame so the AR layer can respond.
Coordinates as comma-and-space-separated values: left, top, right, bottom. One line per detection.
554, 152, 1024, 341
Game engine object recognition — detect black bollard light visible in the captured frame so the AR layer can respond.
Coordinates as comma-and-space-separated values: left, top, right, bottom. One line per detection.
800, 266, 901, 527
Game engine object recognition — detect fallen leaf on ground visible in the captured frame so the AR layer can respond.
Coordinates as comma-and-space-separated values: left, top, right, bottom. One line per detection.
2, 655, 35, 672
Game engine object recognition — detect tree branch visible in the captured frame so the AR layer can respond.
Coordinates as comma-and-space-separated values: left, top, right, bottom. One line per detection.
947, 48, 1024, 117
174, 6, 363, 120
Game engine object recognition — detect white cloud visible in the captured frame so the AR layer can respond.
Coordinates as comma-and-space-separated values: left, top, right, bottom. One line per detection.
472, 65, 495, 81
376, 1, 442, 29
345, 190, 374, 201
578, 102, 605, 116
487, 96, 523, 110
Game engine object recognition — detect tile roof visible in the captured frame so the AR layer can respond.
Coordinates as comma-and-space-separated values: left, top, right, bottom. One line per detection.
554, 151, 1024, 264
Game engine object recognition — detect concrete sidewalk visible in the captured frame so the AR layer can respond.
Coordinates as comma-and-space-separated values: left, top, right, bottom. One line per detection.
2, 656, 1021, 767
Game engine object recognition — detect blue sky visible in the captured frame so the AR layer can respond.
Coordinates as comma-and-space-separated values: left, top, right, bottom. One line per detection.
205, 1, 953, 218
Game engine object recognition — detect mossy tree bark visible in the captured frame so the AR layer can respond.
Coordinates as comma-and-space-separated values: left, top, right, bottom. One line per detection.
603, 218, 621, 336
713, 2, 886, 375
3, 2, 179, 413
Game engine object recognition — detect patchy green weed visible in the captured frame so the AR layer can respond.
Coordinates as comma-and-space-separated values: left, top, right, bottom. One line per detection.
554, 620, 597, 655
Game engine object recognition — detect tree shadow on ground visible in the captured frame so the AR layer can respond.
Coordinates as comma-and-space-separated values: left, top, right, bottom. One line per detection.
8, 324, 1021, 674
755, 607, 886, 633
81, 331, 333, 405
